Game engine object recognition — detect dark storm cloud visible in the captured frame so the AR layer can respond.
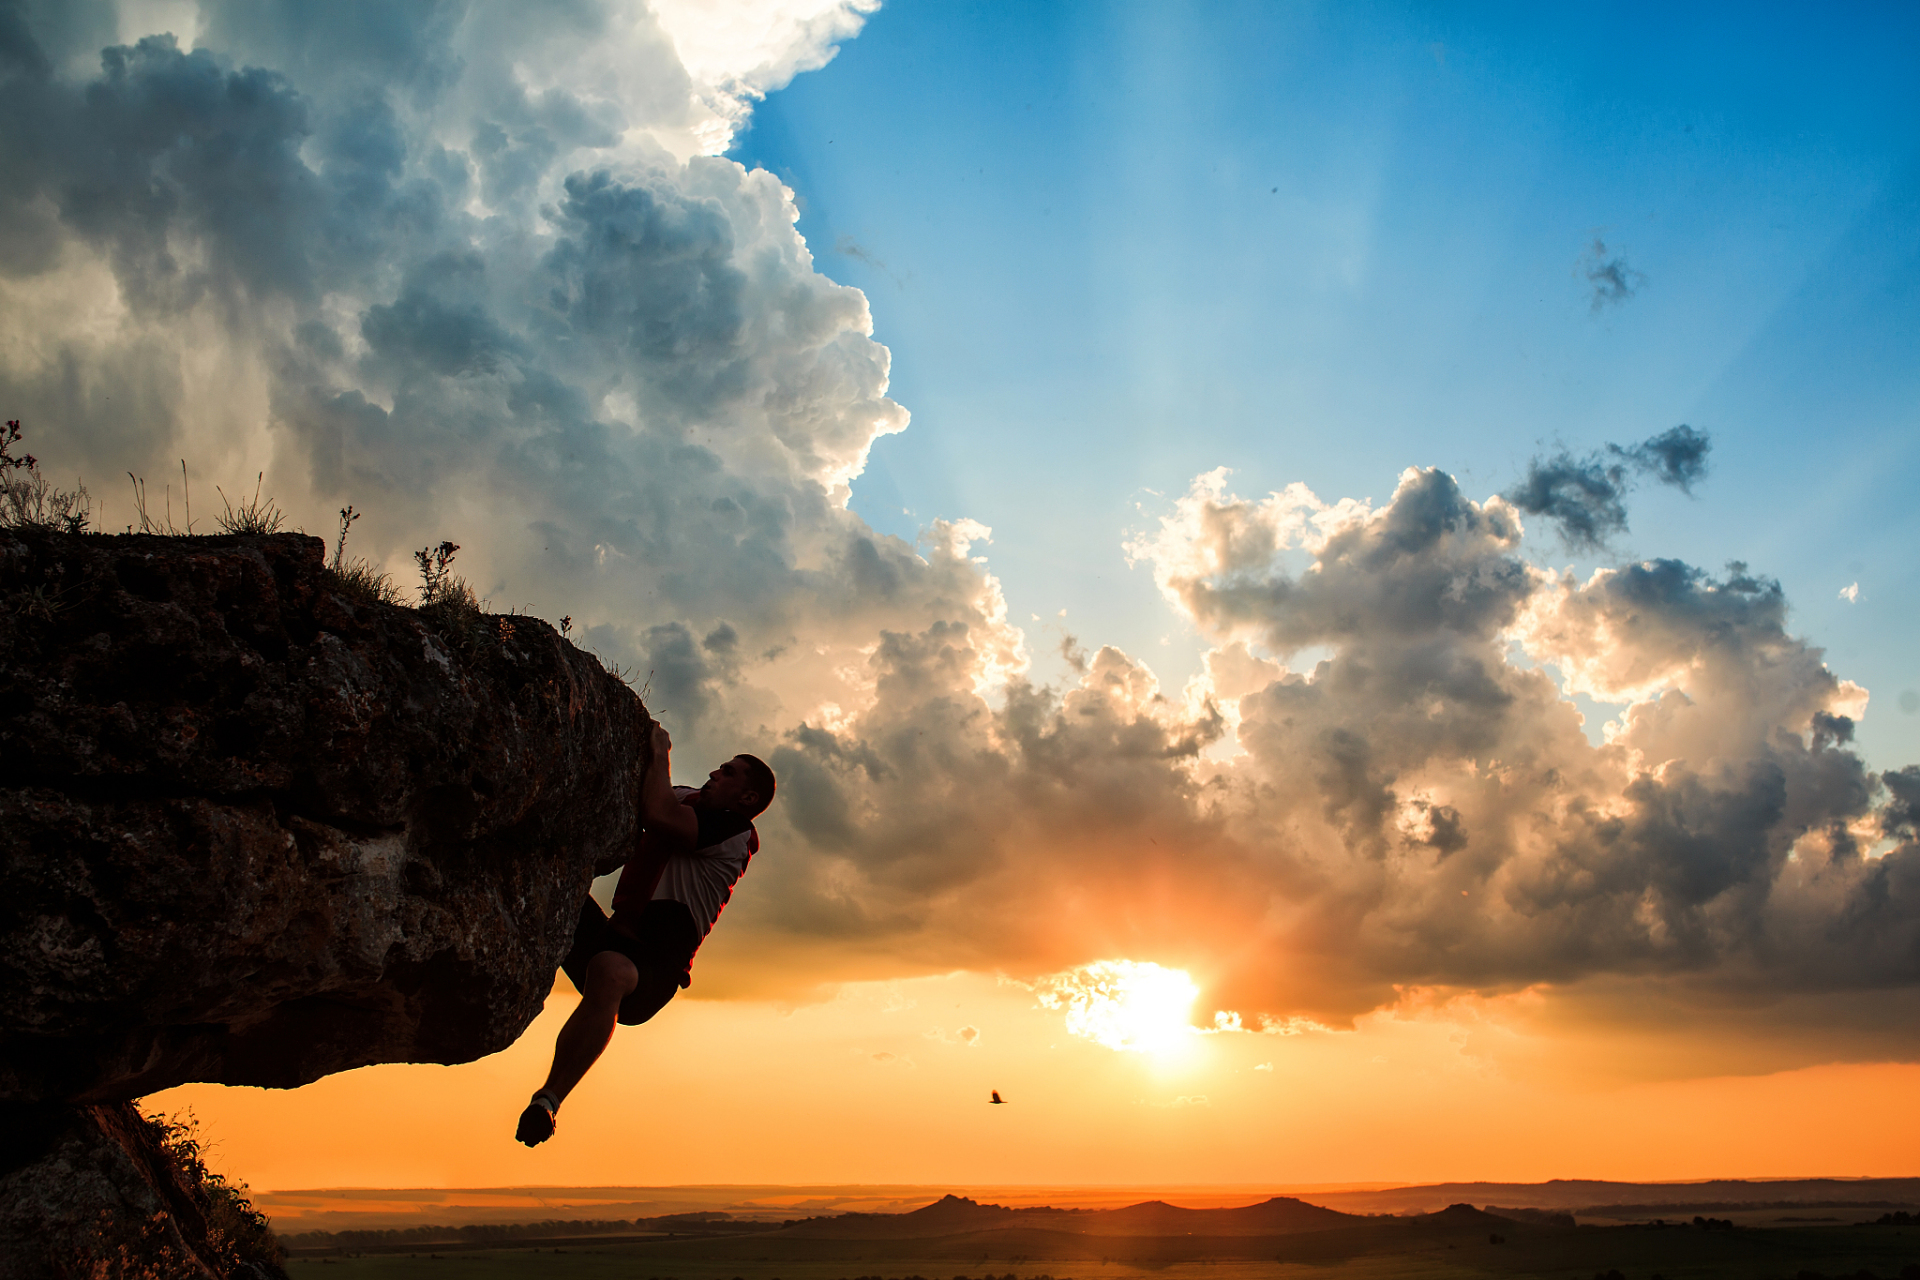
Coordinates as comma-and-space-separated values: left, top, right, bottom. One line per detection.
1620, 423, 1711, 492
1505, 426, 1712, 548
1504, 451, 1631, 546
360, 254, 520, 377
1884, 766, 1920, 841
33, 36, 318, 306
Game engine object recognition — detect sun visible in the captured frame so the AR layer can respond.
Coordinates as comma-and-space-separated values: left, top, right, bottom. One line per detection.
1038, 960, 1201, 1056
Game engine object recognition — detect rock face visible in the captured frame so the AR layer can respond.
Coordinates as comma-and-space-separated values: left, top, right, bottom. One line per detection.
0, 528, 650, 1105
0, 1101, 286, 1279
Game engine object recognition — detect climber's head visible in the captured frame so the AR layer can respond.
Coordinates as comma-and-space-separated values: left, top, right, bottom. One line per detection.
695, 753, 776, 817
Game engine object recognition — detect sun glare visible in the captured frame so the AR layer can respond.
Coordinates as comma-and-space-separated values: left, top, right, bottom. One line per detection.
1037, 960, 1200, 1055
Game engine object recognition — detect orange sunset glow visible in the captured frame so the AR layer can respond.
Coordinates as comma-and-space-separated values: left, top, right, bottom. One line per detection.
158, 967, 1920, 1192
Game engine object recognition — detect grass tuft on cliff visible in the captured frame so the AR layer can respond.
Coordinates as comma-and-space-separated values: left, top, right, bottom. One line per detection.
326, 505, 405, 606
216, 473, 288, 535
145, 1106, 288, 1276
3, 420, 578, 643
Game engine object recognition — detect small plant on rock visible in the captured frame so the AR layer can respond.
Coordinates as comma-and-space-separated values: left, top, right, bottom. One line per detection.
126, 460, 203, 534
415, 539, 461, 604
325, 505, 403, 606
415, 539, 486, 638
125, 471, 182, 534
1, 419, 93, 533
215, 471, 287, 535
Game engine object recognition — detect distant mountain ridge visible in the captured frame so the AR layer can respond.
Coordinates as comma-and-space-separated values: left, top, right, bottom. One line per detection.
276, 1186, 1920, 1265
1306, 1178, 1920, 1216
780, 1193, 1359, 1238
780, 1183, 1920, 1236
256, 1179, 1920, 1239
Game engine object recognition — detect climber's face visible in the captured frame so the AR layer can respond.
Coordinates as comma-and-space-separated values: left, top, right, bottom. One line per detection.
694, 756, 762, 813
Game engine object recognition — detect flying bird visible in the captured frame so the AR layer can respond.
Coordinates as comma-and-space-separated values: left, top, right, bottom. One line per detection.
989, 1090, 1005, 1104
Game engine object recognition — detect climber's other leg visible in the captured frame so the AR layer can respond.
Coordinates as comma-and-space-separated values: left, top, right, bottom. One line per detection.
515, 949, 638, 1146
545, 949, 640, 1100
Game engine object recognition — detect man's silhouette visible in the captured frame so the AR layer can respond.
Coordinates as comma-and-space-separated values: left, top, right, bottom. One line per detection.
516, 721, 774, 1145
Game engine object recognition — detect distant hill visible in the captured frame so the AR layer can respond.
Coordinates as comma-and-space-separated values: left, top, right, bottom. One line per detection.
1305, 1178, 1920, 1216
780, 1193, 1357, 1238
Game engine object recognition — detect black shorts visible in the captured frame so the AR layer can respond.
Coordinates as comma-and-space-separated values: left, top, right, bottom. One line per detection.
561, 897, 700, 1026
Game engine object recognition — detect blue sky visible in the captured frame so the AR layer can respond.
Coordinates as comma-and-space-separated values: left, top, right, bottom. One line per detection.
731, 0, 1920, 769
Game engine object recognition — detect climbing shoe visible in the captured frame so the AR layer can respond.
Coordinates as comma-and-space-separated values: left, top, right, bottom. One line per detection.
515, 1091, 559, 1146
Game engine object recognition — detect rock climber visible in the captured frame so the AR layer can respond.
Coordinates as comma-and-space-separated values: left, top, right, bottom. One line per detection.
515, 721, 774, 1145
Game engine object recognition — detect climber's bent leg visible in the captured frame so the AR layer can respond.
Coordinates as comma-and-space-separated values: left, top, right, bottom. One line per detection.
515, 950, 638, 1147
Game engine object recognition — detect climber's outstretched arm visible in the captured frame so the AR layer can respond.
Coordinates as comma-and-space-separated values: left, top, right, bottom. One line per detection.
640, 721, 698, 852
609, 722, 698, 907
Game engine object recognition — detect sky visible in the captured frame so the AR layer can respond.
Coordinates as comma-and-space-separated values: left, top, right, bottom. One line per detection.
5, 0, 1919, 1189
729, 0, 1920, 763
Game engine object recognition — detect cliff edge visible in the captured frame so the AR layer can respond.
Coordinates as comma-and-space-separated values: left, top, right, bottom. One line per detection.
0, 527, 648, 1276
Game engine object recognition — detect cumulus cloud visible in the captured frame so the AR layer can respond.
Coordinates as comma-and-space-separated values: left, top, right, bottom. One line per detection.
4, 1, 1918, 1070
1505, 425, 1711, 548
652, 0, 877, 153
1118, 465, 1914, 1034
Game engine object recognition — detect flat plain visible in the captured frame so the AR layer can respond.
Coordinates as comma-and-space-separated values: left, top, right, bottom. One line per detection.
285, 1214, 1920, 1280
